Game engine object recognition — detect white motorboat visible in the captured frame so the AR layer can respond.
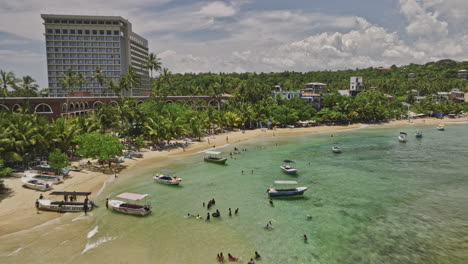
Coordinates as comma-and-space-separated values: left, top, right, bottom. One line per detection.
24, 172, 63, 184
332, 143, 342, 153
280, 160, 297, 174
204, 151, 227, 164
109, 192, 151, 216
437, 124, 445, 131
398, 132, 407, 142
153, 169, 181, 185
37, 191, 94, 212
415, 131, 423, 138
267, 181, 308, 197
22, 178, 53, 191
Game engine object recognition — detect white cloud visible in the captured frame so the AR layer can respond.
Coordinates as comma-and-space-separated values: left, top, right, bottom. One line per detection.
198, 1, 237, 17
399, 0, 448, 38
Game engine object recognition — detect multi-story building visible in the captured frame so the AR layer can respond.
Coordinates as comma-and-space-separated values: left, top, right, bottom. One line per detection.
41, 14, 149, 97
349, 76, 364, 97
271, 85, 300, 100
301, 82, 327, 109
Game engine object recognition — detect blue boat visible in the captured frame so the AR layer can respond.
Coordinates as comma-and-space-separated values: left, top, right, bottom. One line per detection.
267, 181, 308, 197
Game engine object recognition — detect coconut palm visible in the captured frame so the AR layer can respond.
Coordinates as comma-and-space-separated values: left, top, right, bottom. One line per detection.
0, 70, 18, 104
17, 75, 39, 102
120, 66, 141, 97
92, 66, 107, 96
145, 52, 162, 79
61, 68, 77, 114
50, 117, 82, 156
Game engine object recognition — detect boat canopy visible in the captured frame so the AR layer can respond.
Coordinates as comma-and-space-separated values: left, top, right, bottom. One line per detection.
159, 169, 174, 175
50, 191, 91, 196
283, 160, 295, 163
274, 180, 298, 185
116, 192, 149, 201
205, 151, 221, 155
400, 132, 407, 135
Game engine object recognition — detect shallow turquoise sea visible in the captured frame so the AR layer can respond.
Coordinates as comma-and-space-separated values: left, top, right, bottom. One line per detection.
2, 124, 468, 264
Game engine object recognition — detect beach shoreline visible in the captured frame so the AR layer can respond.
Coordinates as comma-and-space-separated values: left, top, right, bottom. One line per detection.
1, 116, 467, 237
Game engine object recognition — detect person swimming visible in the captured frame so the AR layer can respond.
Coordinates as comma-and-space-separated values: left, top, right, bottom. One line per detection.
228, 253, 238, 261
255, 251, 261, 259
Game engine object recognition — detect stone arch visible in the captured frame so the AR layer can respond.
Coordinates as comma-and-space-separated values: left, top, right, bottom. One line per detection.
165, 100, 173, 104
75, 103, 80, 110
34, 103, 53, 113
80, 102, 85, 109
69, 103, 75, 111
12, 104, 21, 112
0, 104, 9, 111
110, 101, 119, 106
93, 101, 102, 108
84, 102, 89, 109
208, 99, 220, 110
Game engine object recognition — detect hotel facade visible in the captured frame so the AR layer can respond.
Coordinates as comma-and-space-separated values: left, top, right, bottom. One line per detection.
41, 14, 150, 97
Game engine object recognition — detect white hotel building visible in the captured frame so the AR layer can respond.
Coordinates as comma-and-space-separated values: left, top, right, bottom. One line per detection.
41, 14, 150, 97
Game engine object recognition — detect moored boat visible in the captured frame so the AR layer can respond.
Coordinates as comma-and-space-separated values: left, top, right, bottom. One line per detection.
415, 131, 423, 138
332, 143, 342, 153
153, 169, 181, 185
22, 178, 53, 191
204, 151, 227, 164
37, 191, 94, 212
267, 181, 308, 197
109, 192, 151, 216
437, 124, 445, 131
280, 160, 297, 174
23, 172, 63, 184
398, 132, 407, 142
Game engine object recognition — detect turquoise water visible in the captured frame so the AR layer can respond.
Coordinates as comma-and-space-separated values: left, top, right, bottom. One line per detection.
2, 124, 468, 263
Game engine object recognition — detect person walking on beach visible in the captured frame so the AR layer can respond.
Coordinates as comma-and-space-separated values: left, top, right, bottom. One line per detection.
269, 199, 274, 206
105, 198, 109, 209
248, 258, 255, 264
39, 194, 44, 200
235, 208, 239, 215
207, 212, 210, 220
229, 208, 232, 216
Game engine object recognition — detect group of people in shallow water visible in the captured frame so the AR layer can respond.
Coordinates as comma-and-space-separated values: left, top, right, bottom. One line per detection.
187, 198, 240, 220
216, 251, 261, 263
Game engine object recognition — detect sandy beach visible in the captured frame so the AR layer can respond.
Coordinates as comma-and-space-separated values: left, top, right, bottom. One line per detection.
1, 116, 467, 238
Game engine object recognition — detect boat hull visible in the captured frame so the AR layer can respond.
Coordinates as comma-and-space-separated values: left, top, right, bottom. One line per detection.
109, 200, 151, 216
398, 136, 407, 142
204, 157, 227, 164
153, 176, 181, 185
38, 200, 94, 212
280, 166, 297, 174
268, 187, 308, 197
23, 179, 53, 192
332, 147, 342, 153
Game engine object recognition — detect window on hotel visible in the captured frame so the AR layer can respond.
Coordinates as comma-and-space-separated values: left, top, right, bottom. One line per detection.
76, 20, 82, 24
99, 30, 104, 35
70, 29, 75, 34
62, 36, 68, 40
85, 30, 90, 35
92, 30, 97, 35
98, 21, 104, 24
63, 29, 68, 34
55, 29, 61, 34
47, 29, 53, 34
53, 20, 59, 23
69, 20, 75, 24
62, 42, 69, 46
91, 21, 97, 24
84, 20, 89, 24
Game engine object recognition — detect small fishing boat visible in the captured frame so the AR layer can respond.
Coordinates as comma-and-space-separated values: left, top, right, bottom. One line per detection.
437, 124, 445, 131
280, 160, 297, 174
332, 143, 342, 153
398, 132, 407, 142
415, 131, 423, 138
22, 178, 53, 191
204, 151, 227, 164
109, 192, 151, 216
37, 191, 94, 212
267, 181, 308, 197
23, 173, 63, 184
153, 169, 181, 185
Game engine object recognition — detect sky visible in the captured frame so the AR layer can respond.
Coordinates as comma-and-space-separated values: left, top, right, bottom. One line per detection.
0, 0, 468, 89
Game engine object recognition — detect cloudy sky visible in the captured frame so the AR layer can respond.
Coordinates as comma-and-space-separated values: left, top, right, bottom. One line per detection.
1, 0, 467, 88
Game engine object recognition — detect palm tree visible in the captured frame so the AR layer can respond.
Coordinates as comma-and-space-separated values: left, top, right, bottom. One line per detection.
108, 79, 120, 97
145, 52, 162, 79
120, 66, 140, 97
76, 73, 86, 92
92, 66, 107, 96
61, 68, 77, 114
18, 76, 39, 103
0, 70, 18, 104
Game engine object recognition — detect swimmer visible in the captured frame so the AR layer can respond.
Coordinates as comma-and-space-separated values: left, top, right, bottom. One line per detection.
304, 234, 308, 242
255, 251, 261, 259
